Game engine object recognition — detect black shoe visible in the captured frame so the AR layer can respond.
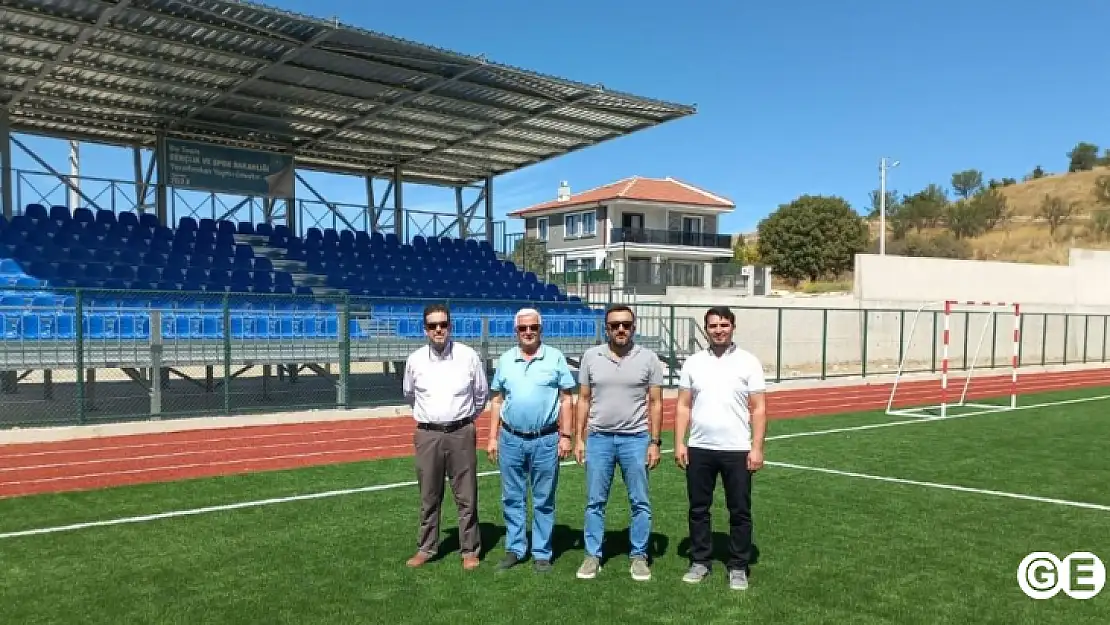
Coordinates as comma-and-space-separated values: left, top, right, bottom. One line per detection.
533, 559, 553, 573
497, 553, 522, 570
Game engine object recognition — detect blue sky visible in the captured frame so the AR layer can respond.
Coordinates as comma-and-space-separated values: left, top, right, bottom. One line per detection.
9, 0, 1110, 237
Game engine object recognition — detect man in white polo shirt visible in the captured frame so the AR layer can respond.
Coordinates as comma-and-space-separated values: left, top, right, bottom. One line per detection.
674, 305, 767, 591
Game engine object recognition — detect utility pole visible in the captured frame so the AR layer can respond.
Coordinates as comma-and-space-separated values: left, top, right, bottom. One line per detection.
879, 157, 899, 255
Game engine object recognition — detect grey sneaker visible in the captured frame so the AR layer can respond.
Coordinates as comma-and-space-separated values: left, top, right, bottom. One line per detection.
682, 563, 710, 584
729, 569, 749, 590
576, 556, 601, 579
630, 556, 651, 581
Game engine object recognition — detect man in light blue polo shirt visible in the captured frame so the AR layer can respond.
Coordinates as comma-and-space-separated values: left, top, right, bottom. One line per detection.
486, 308, 576, 573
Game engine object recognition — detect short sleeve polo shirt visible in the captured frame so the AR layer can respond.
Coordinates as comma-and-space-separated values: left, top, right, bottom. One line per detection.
678, 343, 767, 451
490, 344, 576, 433
577, 343, 664, 434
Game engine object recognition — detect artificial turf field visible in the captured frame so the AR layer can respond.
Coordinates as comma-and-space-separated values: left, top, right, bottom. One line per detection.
1, 386, 1107, 625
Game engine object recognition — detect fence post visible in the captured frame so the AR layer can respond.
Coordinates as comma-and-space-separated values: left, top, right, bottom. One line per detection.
667, 306, 677, 386
861, 310, 869, 378
990, 311, 997, 368
775, 307, 783, 383
1083, 315, 1089, 364
820, 308, 828, 380
898, 309, 904, 367
1040, 314, 1047, 367
931, 312, 937, 372
1062, 314, 1070, 365
962, 311, 970, 371
149, 310, 162, 416
223, 294, 232, 415
1018, 313, 1025, 367
338, 296, 350, 409
75, 288, 86, 425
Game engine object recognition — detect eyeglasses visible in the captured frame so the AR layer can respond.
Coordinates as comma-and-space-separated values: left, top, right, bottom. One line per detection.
607, 321, 633, 330
516, 324, 541, 333
424, 321, 450, 330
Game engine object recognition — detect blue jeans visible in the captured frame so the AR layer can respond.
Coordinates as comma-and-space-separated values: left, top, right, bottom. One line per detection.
583, 431, 652, 558
498, 428, 560, 561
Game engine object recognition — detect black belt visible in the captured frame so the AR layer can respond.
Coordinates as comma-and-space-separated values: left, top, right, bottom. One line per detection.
417, 415, 475, 433
501, 422, 559, 440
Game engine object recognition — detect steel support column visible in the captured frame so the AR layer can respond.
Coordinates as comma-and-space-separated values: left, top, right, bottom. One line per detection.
455, 187, 466, 239
0, 110, 12, 219
484, 175, 494, 245
155, 132, 168, 226
393, 166, 404, 241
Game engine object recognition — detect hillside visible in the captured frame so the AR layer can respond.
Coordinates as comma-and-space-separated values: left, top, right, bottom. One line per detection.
872, 166, 1110, 265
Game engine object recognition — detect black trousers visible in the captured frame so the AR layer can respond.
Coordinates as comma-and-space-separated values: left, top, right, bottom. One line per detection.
685, 446, 753, 572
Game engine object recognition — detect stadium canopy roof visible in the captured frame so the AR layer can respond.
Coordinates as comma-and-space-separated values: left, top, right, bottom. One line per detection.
0, 0, 698, 187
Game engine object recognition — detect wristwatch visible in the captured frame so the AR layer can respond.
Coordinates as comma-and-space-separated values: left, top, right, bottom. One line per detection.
560, 432, 574, 440
649, 438, 662, 446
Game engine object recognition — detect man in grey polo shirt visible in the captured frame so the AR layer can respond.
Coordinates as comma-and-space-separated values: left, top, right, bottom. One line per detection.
573, 304, 664, 581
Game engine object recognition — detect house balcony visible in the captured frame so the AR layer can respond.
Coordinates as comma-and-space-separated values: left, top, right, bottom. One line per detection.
609, 227, 733, 250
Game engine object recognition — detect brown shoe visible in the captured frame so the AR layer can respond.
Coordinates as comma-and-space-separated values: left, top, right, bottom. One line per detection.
462, 555, 480, 570
406, 552, 431, 568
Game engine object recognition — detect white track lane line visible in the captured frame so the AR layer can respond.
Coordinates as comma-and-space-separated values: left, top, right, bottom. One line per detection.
3, 390, 1109, 540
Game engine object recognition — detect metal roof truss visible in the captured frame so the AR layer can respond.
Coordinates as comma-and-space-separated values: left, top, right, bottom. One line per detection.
0, 0, 696, 186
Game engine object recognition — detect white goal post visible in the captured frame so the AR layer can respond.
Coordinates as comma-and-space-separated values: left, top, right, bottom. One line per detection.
886, 300, 1021, 419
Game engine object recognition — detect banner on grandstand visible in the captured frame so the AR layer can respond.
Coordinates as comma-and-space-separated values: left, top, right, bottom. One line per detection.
164, 139, 295, 198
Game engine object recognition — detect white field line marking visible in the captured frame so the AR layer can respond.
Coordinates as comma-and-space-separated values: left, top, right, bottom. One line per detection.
3, 392, 1108, 540
767, 461, 1110, 512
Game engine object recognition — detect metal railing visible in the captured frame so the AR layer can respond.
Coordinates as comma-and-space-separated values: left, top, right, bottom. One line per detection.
610, 226, 733, 249
1, 288, 1108, 429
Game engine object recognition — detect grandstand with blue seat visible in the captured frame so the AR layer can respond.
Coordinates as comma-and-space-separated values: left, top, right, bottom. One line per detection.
0, 206, 602, 343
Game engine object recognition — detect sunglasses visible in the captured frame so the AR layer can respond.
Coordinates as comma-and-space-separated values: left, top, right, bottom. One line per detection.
607, 321, 633, 330
516, 324, 541, 333
424, 321, 450, 330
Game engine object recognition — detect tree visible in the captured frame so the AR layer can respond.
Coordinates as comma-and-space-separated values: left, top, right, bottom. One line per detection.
945, 200, 988, 239
970, 188, 1011, 230
1031, 165, 1045, 179
897, 184, 947, 232
756, 195, 868, 285
732, 234, 761, 265
509, 236, 549, 275
867, 188, 899, 219
1038, 194, 1074, 237
884, 232, 971, 259
1093, 175, 1110, 206
1067, 142, 1100, 172
951, 169, 983, 199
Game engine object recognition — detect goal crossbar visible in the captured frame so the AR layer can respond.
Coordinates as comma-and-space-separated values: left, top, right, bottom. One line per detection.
886, 300, 1021, 419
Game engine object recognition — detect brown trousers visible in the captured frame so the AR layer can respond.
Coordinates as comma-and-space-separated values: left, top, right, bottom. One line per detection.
413, 420, 481, 557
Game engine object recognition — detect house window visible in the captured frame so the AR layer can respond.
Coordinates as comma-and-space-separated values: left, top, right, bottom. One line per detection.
565, 214, 580, 238
565, 210, 596, 238
537, 217, 548, 241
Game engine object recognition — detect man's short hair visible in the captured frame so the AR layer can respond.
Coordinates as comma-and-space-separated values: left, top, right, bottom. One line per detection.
604, 304, 635, 322
514, 307, 542, 325
423, 303, 451, 323
704, 305, 735, 326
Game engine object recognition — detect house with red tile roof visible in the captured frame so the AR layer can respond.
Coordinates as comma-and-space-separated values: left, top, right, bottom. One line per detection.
508, 176, 736, 289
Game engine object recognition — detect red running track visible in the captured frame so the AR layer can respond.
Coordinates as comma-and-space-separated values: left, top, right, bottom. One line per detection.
0, 368, 1107, 499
